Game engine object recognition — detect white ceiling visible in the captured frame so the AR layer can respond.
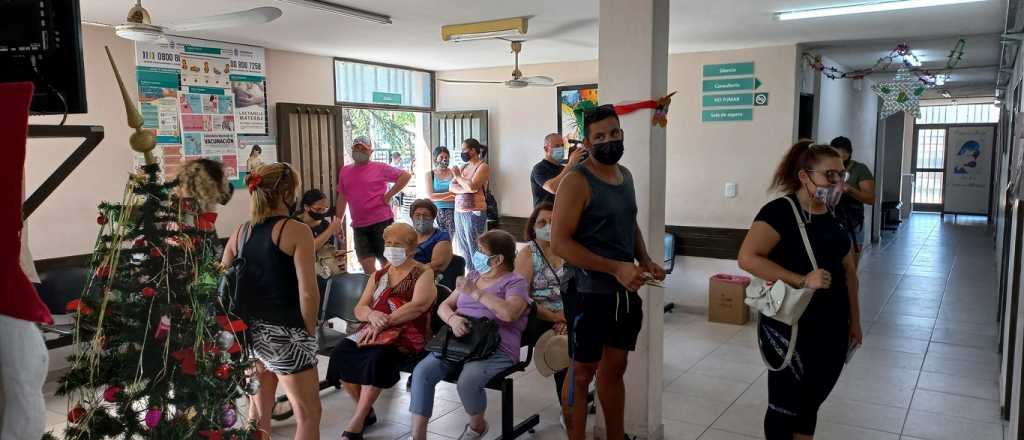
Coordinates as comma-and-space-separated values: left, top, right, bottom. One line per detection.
82, 0, 1007, 72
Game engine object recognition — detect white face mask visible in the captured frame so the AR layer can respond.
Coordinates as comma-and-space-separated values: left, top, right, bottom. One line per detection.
384, 246, 407, 266
535, 224, 552, 242
352, 150, 370, 163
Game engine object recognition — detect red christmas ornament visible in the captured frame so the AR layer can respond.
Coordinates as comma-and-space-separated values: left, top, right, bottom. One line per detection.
65, 299, 93, 315
134, 238, 147, 248
103, 386, 122, 402
150, 247, 162, 257
97, 215, 108, 225
141, 287, 157, 298
182, 307, 193, 319
199, 430, 223, 440
95, 265, 111, 278
154, 315, 171, 341
171, 349, 197, 375
215, 364, 231, 380
68, 405, 86, 423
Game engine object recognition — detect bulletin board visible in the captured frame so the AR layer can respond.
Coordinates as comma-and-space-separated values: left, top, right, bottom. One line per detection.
134, 36, 272, 187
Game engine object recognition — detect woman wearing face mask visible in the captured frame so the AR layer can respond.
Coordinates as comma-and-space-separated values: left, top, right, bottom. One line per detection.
449, 138, 490, 258
325, 223, 437, 440
737, 141, 862, 440
221, 163, 322, 440
424, 146, 456, 237
408, 230, 530, 440
513, 203, 570, 404
298, 189, 345, 283
409, 199, 453, 274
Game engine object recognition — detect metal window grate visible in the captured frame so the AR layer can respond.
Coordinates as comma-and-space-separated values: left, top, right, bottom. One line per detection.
916, 104, 1000, 124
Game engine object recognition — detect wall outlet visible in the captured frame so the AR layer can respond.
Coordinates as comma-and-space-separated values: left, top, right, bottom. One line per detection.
725, 182, 738, 198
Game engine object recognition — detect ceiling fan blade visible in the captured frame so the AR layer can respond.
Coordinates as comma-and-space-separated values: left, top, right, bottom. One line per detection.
522, 76, 555, 86
439, 79, 504, 84
164, 7, 283, 32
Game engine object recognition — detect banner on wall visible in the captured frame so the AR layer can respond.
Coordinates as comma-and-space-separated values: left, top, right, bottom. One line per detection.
944, 126, 995, 215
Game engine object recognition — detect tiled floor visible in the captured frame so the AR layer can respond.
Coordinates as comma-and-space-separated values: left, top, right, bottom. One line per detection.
41, 213, 1008, 439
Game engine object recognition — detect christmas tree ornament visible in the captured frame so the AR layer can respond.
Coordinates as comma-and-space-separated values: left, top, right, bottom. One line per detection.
103, 386, 123, 402
144, 408, 162, 429
141, 287, 157, 297
154, 315, 171, 341
243, 375, 261, 395
96, 265, 111, 279
221, 405, 238, 427
215, 364, 231, 380
149, 247, 162, 257
215, 330, 236, 351
97, 215, 108, 225
68, 405, 86, 423
873, 68, 929, 119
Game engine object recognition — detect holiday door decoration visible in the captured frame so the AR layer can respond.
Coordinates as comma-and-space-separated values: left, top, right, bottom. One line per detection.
45, 47, 257, 439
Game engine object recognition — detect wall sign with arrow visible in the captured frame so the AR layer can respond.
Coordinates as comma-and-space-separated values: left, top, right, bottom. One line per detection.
700, 62, 765, 122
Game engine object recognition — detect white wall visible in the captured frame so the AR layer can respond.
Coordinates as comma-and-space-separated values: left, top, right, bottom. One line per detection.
438, 45, 799, 229
26, 27, 336, 259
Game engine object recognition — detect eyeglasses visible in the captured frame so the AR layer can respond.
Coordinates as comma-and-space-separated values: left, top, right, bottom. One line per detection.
805, 169, 850, 184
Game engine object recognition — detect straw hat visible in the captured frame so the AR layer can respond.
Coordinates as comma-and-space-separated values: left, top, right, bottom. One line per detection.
534, 330, 571, 377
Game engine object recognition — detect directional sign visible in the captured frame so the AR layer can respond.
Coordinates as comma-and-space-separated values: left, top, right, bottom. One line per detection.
754, 92, 769, 106
703, 93, 753, 107
702, 78, 756, 93
702, 62, 755, 77
755, 78, 763, 89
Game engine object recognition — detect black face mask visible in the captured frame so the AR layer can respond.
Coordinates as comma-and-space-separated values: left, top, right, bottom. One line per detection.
460, 152, 472, 162
591, 139, 624, 165
308, 211, 328, 221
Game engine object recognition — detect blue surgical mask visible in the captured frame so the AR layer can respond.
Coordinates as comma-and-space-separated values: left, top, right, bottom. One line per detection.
551, 146, 565, 162
535, 224, 551, 242
471, 251, 494, 274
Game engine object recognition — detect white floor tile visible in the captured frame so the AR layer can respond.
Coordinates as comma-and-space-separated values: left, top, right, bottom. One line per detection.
813, 421, 901, 440
666, 372, 751, 403
690, 355, 766, 384
916, 371, 999, 401
698, 428, 760, 440
902, 410, 1004, 440
710, 404, 765, 439
662, 391, 732, 426
818, 398, 907, 434
910, 389, 1002, 423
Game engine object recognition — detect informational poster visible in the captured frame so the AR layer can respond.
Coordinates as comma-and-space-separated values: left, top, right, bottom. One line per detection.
180, 92, 238, 178
945, 126, 995, 214
231, 76, 268, 134
135, 36, 267, 176
235, 136, 278, 188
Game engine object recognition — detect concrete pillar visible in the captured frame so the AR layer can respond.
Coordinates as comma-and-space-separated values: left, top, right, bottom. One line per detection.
596, 0, 669, 439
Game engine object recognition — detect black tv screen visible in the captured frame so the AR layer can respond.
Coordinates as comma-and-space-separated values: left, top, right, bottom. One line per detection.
0, 0, 88, 115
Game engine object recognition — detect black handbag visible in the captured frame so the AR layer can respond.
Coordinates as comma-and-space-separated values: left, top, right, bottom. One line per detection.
217, 222, 252, 317
425, 316, 501, 364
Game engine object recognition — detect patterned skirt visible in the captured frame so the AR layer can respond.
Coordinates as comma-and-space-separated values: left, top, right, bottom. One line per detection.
248, 320, 318, 375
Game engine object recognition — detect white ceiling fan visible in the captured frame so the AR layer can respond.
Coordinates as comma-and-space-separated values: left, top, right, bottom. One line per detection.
440, 41, 561, 88
111, 0, 283, 43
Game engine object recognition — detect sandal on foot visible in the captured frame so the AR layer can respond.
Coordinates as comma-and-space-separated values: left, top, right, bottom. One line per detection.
363, 408, 377, 428
341, 431, 364, 440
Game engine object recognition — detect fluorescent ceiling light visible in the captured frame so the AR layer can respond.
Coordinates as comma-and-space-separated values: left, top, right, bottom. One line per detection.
442, 17, 528, 42
774, 0, 986, 21
933, 74, 946, 85
274, 0, 391, 24
450, 30, 523, 43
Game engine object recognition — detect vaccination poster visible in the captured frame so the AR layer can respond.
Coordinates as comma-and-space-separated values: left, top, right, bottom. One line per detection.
944, 126, 995, 215
180, 92, 239, 178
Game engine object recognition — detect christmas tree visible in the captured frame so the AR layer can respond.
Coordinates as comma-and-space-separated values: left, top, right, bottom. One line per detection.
45, 47, 258, 440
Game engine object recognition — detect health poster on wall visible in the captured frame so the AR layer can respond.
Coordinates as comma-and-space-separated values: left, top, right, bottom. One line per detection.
137, 66, 181, 144
235, 136, 278, 188
231, 76, 268, 134
944, 126, 995, 215
180, 92, 238, 177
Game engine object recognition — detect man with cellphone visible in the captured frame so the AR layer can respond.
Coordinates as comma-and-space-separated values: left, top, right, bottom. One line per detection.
530, 133, 587, 207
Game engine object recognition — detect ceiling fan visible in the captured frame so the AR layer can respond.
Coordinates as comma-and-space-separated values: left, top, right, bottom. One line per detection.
440, 41, 561, 88
111, 0, 283, 42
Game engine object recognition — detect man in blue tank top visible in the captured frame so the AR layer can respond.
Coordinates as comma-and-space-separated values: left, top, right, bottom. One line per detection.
551, 105, 666, 440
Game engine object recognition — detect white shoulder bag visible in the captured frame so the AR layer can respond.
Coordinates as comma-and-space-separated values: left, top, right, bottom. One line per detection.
744, 196, 817, 371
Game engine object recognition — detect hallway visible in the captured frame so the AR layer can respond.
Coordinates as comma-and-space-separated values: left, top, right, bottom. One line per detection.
659, 213, 1007, 440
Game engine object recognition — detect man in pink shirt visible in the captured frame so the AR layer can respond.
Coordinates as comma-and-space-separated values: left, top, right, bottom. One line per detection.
338, 136, 411, 273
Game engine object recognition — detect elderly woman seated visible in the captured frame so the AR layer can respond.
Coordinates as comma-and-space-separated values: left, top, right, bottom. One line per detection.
325, 223, 437, 440
409, 198, 453, 274
407, 230, 531, 440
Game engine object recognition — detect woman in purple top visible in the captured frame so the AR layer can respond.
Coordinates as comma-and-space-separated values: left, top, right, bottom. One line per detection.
408, 230, 531, 440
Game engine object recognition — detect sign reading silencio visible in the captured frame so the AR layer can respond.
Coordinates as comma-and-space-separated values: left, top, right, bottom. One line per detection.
702, 62, 755, 77
372, 91, 403, 105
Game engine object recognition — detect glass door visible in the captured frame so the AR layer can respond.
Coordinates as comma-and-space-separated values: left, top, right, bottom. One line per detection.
912, 127, 947, 211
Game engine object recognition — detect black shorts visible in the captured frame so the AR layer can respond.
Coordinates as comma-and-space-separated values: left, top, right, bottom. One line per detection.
563, 280, 643, 364
352, 219, 392, 260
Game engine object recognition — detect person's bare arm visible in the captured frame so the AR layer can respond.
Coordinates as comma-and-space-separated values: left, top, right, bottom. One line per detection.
550, 171, 645, 291
428, 240, 453, 273
737, 222, 804, 288
386, 268, 437, 326
336, 189, 349, 223
513, 246, 535, 291
284, 221, 320, 335
542, 148, 585, 194
455, 163, 489, 192
848, 179, 876, 205
424, 172, 452, 201
220, 225, 241, 267
352, 272, 378, 323
313, 220, 341, 249
384, 171, 412, 203
843, 249, 862, 345
437, 284, 461, 324
466, 277, 529, 322
634, 225, 666, 281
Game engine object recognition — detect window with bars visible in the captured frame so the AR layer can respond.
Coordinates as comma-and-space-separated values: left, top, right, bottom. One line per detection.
916, 103, 1000, 125
913, 129, 946, 206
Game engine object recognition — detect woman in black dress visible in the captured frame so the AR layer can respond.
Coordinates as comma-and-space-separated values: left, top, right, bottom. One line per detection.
737, 141, 862, 440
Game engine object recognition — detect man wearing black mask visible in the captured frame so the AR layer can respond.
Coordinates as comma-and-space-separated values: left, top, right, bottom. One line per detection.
550, 104, 666, 440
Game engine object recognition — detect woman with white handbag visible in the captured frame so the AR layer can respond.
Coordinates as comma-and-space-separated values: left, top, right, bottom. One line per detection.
737, 141, 863, 440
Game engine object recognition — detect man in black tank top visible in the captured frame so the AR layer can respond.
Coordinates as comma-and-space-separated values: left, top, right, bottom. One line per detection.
550, 105, 666, 440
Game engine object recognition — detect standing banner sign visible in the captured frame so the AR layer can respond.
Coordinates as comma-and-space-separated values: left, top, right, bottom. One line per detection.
944, 126, 995, 215
134, 36, 268, 182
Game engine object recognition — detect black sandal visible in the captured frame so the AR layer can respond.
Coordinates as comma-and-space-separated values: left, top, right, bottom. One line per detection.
341, 431, 364, 440
364, 408, 377, 428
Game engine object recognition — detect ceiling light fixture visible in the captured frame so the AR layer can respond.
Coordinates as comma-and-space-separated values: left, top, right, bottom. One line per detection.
774, 0, 986, 21
274, 0, 390, 24
442, 17, 528, 42
934, 74, 946, 85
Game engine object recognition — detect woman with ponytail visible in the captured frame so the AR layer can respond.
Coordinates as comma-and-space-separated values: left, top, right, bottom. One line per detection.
737, 141, 862, 440
221, 163, 322, 440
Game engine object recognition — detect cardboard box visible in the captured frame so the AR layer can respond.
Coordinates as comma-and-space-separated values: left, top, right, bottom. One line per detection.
708, 274, 751, 325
